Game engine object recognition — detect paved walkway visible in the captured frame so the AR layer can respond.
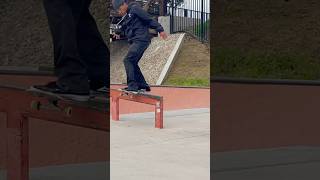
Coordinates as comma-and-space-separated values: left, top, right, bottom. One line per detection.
111, 108, 210, 180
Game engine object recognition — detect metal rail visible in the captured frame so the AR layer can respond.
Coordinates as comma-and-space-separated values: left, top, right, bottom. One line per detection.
110, 88, 163, 129
0, 81, 109, 180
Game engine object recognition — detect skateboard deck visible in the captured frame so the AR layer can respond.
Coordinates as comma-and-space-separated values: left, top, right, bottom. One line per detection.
110, 88, 161, 100
119, 89, 151, 97
120, 89, 147, 95
26, 87, 109, 114
27, 87, 108, 100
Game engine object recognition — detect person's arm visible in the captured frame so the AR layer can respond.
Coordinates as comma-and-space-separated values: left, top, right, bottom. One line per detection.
112, 14, 128, 39
131, 5, 164, 33
114, 13, 128, 34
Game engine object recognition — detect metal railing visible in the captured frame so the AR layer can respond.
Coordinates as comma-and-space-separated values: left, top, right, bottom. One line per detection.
167, 0, 210, 42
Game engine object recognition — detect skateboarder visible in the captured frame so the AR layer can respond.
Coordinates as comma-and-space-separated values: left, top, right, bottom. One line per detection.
112, 0, 167, 92
32, 0, 109, 101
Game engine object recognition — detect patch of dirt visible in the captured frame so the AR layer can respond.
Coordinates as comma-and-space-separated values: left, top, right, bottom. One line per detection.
164, 34, 210, 85
0, 0, 109, 67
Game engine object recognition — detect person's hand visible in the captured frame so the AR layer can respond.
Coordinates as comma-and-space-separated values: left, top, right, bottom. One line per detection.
159, 32, 168, 40
113, 33, 121, 40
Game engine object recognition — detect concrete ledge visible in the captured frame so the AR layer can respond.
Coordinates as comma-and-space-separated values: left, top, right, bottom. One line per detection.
212, 146, 320, 172
0, 170, 5, 180
0, 66, 54, 75
212, 147, 320, 179
156, 33, 185, 85
0, 162, 108, 180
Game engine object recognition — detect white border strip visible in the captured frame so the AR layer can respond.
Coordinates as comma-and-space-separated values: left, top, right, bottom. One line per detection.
156, 33, 185, 85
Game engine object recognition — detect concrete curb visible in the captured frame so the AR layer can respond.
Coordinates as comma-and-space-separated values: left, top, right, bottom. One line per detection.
156, 33, 185, 85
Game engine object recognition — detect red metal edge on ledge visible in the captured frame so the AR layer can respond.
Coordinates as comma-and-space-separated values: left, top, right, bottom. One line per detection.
0, 82, 109, 180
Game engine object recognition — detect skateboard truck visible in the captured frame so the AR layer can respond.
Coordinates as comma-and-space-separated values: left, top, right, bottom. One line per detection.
120, 89, 146, 97
30, 99, 73, 117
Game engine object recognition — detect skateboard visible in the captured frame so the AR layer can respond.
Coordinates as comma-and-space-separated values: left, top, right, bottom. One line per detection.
119, 89, 148, 98
26, 87, 108, 116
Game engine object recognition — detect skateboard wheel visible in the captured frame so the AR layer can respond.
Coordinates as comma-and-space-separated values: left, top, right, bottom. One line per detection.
30, 101, 40, 110
64, 107, 72, 116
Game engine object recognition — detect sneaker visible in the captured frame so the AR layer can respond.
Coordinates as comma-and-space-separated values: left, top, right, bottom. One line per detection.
122, 86, 139, 92
31, 81, 90, 102
121, 87, 129, 91
91, 85, 109, 92
139, 85, 151, 92
94, 86, 109, 93
90, 86, 109, 98
89, 80, 108, 91
32, 81, 58, 92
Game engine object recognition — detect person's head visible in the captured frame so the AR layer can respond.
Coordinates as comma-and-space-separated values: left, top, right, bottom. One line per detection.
113, 0, 128, 16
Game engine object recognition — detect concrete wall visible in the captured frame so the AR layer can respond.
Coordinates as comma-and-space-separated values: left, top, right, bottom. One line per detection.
212, 81, 320, 152
159, 15, 209, 34
158, 16, 170, 34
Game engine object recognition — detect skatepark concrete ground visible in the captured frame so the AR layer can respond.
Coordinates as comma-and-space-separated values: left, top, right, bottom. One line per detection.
109, 85, 210, 179
111, 108, 210, 180
1, 108, 210, 180
2, 147, 320, 180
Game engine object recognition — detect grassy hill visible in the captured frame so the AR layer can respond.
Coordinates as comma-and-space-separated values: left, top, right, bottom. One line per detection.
164, 35, 210, 87
212, 0, 320, 80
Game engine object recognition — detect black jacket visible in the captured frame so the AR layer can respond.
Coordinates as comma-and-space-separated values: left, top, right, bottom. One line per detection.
118, 2, 164, 43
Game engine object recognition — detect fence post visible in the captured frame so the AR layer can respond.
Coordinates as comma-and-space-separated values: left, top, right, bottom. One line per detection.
201, 0, 205, 42
170, 0, 174, 33
161, 0, 167, 15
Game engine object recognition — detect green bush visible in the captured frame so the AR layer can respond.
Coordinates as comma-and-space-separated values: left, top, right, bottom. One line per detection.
195, 20, 209, 38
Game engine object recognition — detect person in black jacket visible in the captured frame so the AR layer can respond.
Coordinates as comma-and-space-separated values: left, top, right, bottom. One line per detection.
113, 0, 167, 92
32, 0, 109, 101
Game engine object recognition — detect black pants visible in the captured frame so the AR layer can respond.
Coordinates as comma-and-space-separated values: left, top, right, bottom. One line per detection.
43, 0, 109, 92
124, 41, 150, 89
